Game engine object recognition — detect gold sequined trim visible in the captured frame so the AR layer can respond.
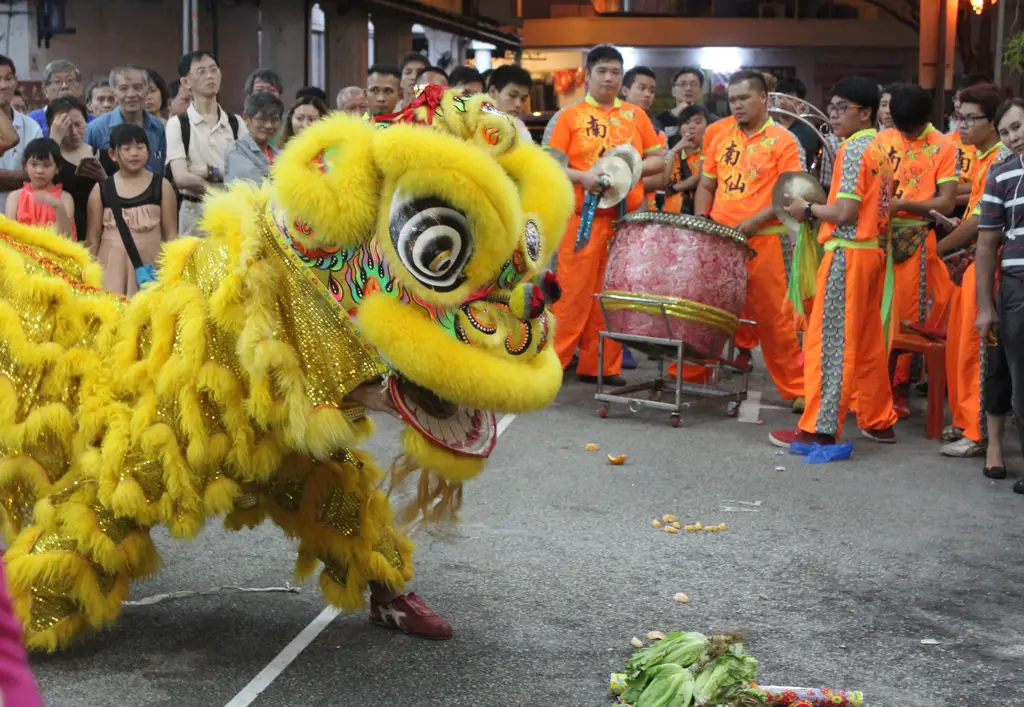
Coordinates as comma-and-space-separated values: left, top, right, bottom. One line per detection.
120, 452, 164, 502
373, 531, 405, 570
0, 479, 35, 532
317, 489, 362, 536
180, 240, 230, 297
29, 591, 78, 633
260, 210, 387, 408
32, 531, 77, 554
234, 492, 259, 510
91, 504, 138, 544
320, 556, 348, 587
266, 478, 303, 511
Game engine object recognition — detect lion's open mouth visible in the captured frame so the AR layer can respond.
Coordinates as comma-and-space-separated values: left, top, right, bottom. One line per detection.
387, 376, 496, 458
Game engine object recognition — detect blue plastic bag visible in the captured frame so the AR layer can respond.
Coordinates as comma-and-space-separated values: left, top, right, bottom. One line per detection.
135, 264, 157, 288
789, 441, 853, 464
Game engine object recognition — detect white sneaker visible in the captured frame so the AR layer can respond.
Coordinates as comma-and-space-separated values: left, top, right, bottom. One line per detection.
940, 437, 986, 457
941, 425, 963, 442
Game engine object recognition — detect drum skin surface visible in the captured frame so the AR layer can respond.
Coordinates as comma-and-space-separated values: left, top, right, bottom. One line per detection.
602, 212, 751, 357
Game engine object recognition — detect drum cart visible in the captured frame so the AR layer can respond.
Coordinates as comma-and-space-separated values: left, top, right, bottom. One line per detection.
594, 293, 752, 427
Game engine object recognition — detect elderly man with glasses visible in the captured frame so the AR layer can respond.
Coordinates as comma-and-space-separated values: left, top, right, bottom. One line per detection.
28, 59, 93, 136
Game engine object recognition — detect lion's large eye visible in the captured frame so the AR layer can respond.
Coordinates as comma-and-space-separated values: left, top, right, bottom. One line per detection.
389, 191, 472, 292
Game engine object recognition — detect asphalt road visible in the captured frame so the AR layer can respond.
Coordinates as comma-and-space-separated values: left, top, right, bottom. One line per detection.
28, 360, 1024, 707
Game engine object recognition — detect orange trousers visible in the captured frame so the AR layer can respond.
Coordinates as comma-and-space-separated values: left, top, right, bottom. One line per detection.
732, 232, 805, 400
552, 213, 622, 377
799, 247, 898, 437
945, 263, 984, 442
892, 231, 954, 386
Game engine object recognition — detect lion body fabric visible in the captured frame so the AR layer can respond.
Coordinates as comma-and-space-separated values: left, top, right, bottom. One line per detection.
0, 92, 574, 651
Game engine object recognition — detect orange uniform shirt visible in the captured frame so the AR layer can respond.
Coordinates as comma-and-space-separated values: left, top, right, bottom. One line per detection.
967, 141, 1012, 217
543, 94, 664, 213
949, 131, 977, 185
819, 128, 894, 243
702, 117, 801, 229
701, 115, 736, 160
877, 125, 957, 220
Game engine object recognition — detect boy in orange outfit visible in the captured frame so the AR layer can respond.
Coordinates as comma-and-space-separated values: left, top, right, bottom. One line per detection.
879, 84, 958, 416
694, 71, 805, 408
935, 84, 1012, 458
770, 76, 899, 447
542, 45, 664, 386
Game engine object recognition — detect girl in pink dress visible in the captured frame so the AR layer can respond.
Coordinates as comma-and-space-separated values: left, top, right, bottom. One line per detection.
85, 123, 177, 296
4, 137, 76, 239
0, 569, 45, 706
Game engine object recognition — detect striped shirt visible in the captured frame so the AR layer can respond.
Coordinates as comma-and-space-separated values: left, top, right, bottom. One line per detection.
978, 153, 1024, 272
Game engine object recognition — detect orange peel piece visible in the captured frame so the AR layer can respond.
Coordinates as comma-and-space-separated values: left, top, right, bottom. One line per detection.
651, 520, 662, 528
664, 526, 679, 534
585, 443, 599, 451
607, 454, 627, 465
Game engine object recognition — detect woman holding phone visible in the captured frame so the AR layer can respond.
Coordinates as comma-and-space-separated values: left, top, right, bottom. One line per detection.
47, 96, 105, 241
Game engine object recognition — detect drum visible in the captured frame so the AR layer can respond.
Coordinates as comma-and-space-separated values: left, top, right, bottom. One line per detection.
601, 212, 752, 357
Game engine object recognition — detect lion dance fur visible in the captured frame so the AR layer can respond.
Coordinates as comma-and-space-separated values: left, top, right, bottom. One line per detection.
0, 90, 573, 651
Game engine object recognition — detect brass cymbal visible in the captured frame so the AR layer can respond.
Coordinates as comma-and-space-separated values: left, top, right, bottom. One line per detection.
773, 171, 827, 237
593, 144, 643, 209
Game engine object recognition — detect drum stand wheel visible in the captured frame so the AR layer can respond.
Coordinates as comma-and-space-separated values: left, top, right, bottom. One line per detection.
598, 405, 609, 419
670, 413, 681, 428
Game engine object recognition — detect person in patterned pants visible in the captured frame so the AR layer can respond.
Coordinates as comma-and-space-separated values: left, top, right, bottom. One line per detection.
769, 77, 900, 447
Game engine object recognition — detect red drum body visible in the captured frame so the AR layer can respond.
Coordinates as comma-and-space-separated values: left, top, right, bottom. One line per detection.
601, 212, 751, 357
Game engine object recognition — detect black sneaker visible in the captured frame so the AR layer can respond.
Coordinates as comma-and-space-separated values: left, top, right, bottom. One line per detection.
579, 374, 626, 387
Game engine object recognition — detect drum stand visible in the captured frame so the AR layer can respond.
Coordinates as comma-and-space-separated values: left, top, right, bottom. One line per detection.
594, 293, 751, 427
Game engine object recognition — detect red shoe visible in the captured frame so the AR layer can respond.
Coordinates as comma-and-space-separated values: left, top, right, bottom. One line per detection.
769, 428, 836, 449
369, 592, 453, 640
892, 395, 910, 420
862, 426, 897, 444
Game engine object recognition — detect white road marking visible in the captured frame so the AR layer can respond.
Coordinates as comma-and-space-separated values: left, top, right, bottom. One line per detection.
736, 390, 787, 422
221, 413, 519, 707
222, 606, 340, 707
496, 413, 517, 436
737, 390, 763, 423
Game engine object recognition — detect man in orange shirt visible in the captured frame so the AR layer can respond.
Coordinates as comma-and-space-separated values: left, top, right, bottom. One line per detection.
694, 71, 805, 406
936, 84, 1012, 457
880, 84, 958, 416
543, 45, 664, 386
772, 76, 899, 446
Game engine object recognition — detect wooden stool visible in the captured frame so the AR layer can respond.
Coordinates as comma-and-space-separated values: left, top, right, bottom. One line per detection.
888, 330, 946, 439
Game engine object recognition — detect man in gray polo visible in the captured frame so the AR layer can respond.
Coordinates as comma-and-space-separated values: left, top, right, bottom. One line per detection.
975, 98, 1024, 492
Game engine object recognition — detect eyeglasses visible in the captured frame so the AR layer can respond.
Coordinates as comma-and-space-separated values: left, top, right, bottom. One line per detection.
192, 66, 221, 79
47, 77, 80, 88
251, 115, 281, 126
955, 113, 988, 128
826, 101, 864, 116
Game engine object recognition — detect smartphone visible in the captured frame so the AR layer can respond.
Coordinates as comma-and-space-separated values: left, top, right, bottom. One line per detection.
929, 209, 959, 230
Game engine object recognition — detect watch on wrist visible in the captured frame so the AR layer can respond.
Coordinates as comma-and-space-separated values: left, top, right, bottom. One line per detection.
804, 202, 814, 221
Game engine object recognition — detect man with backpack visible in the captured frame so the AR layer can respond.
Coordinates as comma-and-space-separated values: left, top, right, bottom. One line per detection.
165, 50, 245, 235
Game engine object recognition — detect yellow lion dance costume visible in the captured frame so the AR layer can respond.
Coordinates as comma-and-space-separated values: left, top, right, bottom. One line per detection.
0, 88, 573, 651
